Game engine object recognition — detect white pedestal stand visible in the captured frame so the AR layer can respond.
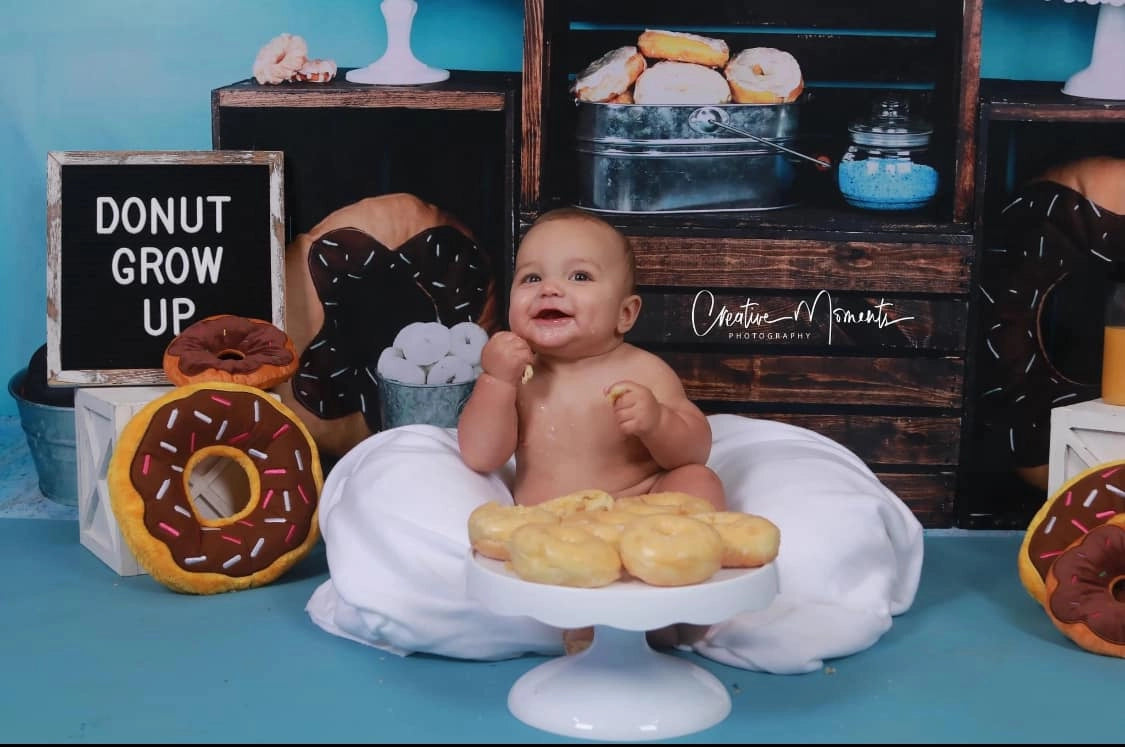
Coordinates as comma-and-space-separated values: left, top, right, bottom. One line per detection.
347, 0, 450, 85
466, 553, 779, 742
1062, 2, 1125, 101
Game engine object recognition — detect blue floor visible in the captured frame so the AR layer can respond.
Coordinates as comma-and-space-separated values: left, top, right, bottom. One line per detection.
2, 417, 1121, 744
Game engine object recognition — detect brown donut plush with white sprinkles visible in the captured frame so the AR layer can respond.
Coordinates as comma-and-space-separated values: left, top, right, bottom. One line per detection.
108, 382, 323, 594
975, 163, 1125, 490
279, 194, 499, 457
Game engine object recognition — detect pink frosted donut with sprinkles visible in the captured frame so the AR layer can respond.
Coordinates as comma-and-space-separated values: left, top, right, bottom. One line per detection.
1018, 459, 1125, 605
108, 381, 323, 594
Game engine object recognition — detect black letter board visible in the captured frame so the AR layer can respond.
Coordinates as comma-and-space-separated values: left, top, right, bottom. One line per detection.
46, 151, 285, 386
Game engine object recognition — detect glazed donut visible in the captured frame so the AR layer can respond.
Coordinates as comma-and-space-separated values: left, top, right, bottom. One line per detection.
618, 514, 723, 586
616, 491, 715, 517
637, 29, 730, 68
1018, 459, 1125, 603
572, 45, 647, 103
693, 511, 780, 567
508, 523, 622, 588
724, 47, 804, 104
467, 501, 558, 561
632, 61, 732, 106
252, 32, 308, 85
107, 382, 323, 595
1043, 515, 1125, 658
561, 508, 638, 549
293, 58, 337, 83
537, 488, 616, 518
163, 315, 298, 390
976, 160, 1125, 489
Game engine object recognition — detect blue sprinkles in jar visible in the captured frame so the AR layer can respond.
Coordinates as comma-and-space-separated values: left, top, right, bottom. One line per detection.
838, 157, 939, 211
838, 95, 938, 212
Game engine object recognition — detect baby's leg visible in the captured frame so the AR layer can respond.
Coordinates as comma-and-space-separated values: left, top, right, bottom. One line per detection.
650, 463, 727, 510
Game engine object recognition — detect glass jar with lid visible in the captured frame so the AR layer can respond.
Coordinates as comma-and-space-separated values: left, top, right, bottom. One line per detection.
837, 94, 938, 211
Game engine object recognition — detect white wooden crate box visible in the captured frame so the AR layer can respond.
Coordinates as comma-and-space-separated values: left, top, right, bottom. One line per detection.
76, 386, 172, 576
1048, 398, 1125, 495
76, 385, 283, 576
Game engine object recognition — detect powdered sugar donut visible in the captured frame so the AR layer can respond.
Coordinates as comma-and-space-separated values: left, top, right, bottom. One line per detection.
377, 354, 425, 385
632, 61, 732, 106
572, 45, 647, 103
252, 33, 308, 85
725, 47, 804, 104
426, 354, 475, 385
294, 58, 337, 83
637, 29, 730, 68
448, 321, 489, 366
394, 321, 451, 367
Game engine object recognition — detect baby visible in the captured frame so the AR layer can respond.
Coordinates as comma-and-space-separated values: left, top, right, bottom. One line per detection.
457, 206, 726, 510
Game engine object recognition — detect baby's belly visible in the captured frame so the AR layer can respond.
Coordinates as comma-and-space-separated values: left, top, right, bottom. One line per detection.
512, 454, 660, 506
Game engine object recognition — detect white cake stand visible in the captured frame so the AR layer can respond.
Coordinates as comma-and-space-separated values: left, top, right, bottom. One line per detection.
347, 0, 450, 85
466, 553, 779, 742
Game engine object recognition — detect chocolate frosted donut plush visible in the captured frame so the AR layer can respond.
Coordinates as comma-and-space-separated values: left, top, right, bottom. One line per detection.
107, 382, 323, 594
281, 194, 499, 457
1043, 514, 1125, 658
163, 314, 298, 390
1018, 459, 1125, 604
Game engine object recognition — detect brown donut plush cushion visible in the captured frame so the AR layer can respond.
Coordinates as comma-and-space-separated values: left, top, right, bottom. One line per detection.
163, 314, 298, 389
281, 193, 500, 458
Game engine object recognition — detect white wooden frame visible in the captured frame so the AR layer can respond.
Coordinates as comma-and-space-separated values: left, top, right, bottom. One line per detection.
46, 150, 286, 386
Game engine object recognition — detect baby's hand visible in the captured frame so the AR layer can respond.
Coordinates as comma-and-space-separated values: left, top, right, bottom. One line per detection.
480, 331, 534, 386
605, 380, 661, 437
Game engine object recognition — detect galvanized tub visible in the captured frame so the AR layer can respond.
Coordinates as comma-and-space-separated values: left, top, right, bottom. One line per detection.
574, 101, 804, 214
8, 368, 78, 506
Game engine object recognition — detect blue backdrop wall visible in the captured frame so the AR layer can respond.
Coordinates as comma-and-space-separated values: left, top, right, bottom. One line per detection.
0, 0, 1102, 415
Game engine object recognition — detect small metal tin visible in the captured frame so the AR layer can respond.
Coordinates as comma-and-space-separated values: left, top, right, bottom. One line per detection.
574, 101, 804, 214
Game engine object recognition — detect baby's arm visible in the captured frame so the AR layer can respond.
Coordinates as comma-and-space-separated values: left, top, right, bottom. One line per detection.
607, 368, 712, 469
457, 332, 534, 472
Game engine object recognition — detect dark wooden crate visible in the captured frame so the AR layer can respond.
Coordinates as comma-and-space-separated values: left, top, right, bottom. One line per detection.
520, 0, 985, 526
211, 71, 521, 295
959, 79, 1125, 530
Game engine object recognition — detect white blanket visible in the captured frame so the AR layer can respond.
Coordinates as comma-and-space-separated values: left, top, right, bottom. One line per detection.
305, 415, 924, 674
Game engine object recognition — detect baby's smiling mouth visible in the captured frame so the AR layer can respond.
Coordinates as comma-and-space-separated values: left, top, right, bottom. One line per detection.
534, 309, 571, 320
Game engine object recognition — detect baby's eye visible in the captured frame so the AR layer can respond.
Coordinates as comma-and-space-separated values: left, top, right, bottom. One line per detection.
571, 271, 591, 281
520, 273, 541, 284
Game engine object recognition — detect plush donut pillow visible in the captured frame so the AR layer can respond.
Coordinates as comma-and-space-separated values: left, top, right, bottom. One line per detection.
281, 193, 500, 458
108, 382, 324, 594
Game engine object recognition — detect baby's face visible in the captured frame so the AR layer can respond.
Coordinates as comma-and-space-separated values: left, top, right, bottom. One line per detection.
509, 218, 637, 358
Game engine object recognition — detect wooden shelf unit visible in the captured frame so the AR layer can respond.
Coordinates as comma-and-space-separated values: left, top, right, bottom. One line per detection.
520, 0, 984, 527
959, 78, 1125, 530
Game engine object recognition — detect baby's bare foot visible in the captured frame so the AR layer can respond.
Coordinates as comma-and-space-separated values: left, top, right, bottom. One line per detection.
564, 626, 594, 655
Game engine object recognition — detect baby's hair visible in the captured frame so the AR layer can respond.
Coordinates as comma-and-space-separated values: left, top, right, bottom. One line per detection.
529, 207, 636, 292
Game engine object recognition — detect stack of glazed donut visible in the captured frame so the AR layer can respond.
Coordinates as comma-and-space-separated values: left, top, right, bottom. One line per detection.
571, 28, 804, 106
1018, 460, 1125, 658
107, 314, 324, 595
468, 488, 780, 588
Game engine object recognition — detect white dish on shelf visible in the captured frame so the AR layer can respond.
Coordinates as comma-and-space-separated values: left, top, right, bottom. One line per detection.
466, 552, 779, 742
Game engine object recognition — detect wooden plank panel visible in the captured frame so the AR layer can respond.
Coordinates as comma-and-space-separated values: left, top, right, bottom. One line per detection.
876, 472, 956, 527
661, 352, 963, 408
561, 0, 941, 30
703, 412, 961, 466
562, 31, 938, 85
631, 236, 971, 294
631, 291, 967, 351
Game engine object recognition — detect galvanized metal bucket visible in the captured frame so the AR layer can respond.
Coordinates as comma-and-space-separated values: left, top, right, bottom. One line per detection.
376, 372, 475, 430
8, 368, 78, 506
574, 101, 806, 214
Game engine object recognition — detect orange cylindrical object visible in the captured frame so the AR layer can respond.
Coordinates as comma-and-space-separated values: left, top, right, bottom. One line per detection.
1102, 325, 1125, 405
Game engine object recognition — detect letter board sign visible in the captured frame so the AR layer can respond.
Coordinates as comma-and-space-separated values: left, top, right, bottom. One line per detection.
46, 150, 285, 386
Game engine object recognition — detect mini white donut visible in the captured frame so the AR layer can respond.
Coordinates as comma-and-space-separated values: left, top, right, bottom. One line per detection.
724, 47, 804, 104
426, 354, 476, 385
632, 61, 732, 106
378, 355, 426, 385
448, 321, 489, 367
572, 45, 647, 103
394, 321, 451, 366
